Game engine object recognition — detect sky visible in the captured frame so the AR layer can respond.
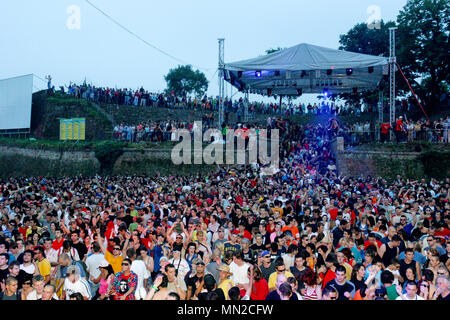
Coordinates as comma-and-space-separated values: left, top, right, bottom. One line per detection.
0, 0, 407, 104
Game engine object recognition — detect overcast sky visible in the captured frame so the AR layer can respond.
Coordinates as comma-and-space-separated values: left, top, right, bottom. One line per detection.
0, 0, 407, 104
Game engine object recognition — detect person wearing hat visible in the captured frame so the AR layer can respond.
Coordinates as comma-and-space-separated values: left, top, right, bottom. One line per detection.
168, 245, 190, 279
91, 259, 114, 300
184, 258, 207, 300
217, 264, 234, 300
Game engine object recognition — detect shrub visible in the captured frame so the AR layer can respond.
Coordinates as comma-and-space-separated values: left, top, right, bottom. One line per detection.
418, 151, 450, 180
94, 141, 126, 174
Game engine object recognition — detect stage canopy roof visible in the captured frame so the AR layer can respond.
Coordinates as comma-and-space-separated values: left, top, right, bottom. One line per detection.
223, 43, 389, 96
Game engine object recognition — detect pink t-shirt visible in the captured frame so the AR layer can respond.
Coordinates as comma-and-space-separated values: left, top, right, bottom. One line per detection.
99, 275, 113, 295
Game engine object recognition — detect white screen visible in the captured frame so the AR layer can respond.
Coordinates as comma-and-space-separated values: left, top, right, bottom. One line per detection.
0, 74, 33, 130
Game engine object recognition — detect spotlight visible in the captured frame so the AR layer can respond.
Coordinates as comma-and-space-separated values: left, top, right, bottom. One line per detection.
238, 71, 243, 78
274, 70, 280, 77
327, 69, 332, 76
297, 89, 303, 96
346, 68, 353, 76
368, 66, 374, 74
255, 71, 262, 78
267, 89, 272, 96
323, 88, 329, 97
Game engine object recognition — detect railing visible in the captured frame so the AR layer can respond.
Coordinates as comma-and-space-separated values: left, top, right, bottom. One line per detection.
337, 128, 450, 145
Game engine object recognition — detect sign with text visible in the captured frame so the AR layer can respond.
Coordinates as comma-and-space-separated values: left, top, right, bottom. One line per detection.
60, 118, 85, 140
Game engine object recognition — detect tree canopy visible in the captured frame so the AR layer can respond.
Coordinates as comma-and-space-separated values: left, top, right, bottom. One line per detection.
164, 65, 208, 97
338, 0, 449, 113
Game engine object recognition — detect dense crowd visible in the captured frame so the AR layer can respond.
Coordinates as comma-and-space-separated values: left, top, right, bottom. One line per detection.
336, 116, 450, 145
1, 117, 449, 301
61, 82, 380, 118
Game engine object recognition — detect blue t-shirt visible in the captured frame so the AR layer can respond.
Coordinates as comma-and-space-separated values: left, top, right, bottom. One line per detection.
152, 245, 164, 272
398, 251, 426, 266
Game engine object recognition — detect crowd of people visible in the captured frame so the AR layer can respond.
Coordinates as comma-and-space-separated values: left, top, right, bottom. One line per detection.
60, 82, 380, 118
1, 113, 449, 301
335, 116, 450, 146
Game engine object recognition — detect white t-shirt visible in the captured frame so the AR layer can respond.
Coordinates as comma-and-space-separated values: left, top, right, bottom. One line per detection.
229, 261, 250, 285
27, 290, 59, 300
63, 278, 92, 300
385, 269, 401, 285
131, 259, 149, 299
168, 258, 190, 278
85, 253, 105, 280
395, 294, 424, 300
44, 248, 58, 264
282, 254, 295, 270
20, 263, 35, 275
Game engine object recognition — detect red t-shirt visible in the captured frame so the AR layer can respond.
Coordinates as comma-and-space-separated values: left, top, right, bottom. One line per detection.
364, 240, 382, 250
328, 208, 339, 221
322, 269, 336, 289
380, 123, 391, 134
251, 279, 269, 300
435, 228, 450, 238
52, 238, 64, 251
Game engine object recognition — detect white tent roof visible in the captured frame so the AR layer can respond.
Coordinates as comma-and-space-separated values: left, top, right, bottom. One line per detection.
223, 43, 389, 95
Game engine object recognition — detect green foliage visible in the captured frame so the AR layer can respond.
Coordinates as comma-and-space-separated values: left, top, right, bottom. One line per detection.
0, 154, 98, 179
338, 0, 449, 112
35, 93, 112, 141
94, 141, 126, 174
164, 65, 208, 97
397, 0, 450, 110
418, 151, 450, 179
0, 138, 94, 151
338, 20, 396, 107
371, 156, 425, 183
339, 20, 396, 56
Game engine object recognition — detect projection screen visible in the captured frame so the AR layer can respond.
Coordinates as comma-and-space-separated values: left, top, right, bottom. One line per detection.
0, 74, 33, 130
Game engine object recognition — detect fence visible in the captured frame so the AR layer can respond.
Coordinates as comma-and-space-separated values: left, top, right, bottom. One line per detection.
338, 128, 449, 146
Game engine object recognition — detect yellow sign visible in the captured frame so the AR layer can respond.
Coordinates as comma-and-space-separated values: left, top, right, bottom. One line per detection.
59, 118, 86, 140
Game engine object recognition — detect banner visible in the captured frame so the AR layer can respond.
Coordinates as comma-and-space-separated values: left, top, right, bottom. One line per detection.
59, 118, 86, 140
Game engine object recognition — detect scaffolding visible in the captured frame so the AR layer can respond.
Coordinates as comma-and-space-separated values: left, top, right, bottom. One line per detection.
218, 38, 225, 127
389, 27, 397, 138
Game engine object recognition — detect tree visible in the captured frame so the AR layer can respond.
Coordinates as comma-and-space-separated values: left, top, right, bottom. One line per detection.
339, 20, 396, 56
338, 0, 450, 114
338, 20, 396, 109
164, 65, 208, 97
396, 0, 450, 111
